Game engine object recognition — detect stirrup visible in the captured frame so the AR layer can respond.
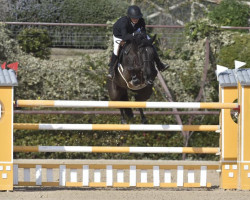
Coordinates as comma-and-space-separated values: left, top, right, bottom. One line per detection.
107, 73, 113, 80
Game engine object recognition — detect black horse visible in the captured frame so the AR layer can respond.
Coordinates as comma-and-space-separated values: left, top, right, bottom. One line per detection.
107, 34, 157, 124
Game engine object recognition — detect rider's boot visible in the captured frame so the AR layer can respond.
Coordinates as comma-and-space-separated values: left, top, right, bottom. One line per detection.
153, 47, 169, 72
107, 53, 118, 79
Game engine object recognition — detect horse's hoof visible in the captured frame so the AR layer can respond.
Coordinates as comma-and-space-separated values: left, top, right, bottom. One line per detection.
127, 113, 134, 119
121, 119, 127, 124
147, 80, 154, 85
160, 64, 170, 72
141, 118, 148, 124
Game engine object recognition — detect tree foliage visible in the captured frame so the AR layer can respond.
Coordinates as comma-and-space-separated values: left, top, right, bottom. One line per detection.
59, 0, 128, 24
7, 0, 129, 48
9, 0, 129, 23
217, 34, 250, 68
208, 0, 250, 28
7, 0, 62, 22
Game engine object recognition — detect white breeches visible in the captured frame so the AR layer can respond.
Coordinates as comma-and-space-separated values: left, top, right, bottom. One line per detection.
113, 35, 122, 56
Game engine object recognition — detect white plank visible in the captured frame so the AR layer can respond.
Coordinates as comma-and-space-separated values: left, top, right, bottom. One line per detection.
164, 170, 171, 183
200, 166, 207, 187
36, 165, 42, 185
59, 165, 66, 186
177, 166, 184, 186
130, 166, 136, 186
94, 170, 101, 183
70, 169, 77, 182
153, 166, 160, 187
141, 170, 147, 183
106, 165, 113, 186
188, 170, 195, 183
47, 168, 53, 182
117, 170, 124, 183
24, 168, 30, 182
83, 165, 89, 186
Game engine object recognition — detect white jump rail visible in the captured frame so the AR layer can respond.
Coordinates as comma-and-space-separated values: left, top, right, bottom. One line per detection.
15, 100, 238, 109
13, 123, 220, 131
13, 146, 220, 154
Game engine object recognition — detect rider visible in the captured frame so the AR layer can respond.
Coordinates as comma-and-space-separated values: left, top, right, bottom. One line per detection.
107, 5, 169, 79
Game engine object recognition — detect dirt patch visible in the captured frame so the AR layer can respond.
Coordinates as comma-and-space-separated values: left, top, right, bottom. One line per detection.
50, 48, 105, 60
1, 187, 250, 200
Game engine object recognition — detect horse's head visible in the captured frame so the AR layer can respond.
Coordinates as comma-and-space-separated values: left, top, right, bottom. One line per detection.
118, 33, 156, 90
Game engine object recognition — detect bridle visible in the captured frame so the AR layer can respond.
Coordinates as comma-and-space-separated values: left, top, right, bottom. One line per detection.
117, 40, 153, 90
118, 64, 147, 90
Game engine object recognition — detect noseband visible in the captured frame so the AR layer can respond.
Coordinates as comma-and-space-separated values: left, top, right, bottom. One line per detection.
118, 64, 147, 90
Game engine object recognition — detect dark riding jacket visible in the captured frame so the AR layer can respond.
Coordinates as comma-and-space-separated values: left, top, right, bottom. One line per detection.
113, 16, 146, 41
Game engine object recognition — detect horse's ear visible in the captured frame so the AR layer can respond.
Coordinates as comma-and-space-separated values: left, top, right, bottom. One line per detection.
151, 34, 157, 44
148, 34, 156, 45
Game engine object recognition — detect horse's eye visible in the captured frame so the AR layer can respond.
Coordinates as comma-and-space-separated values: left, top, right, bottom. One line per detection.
127, 67, 134, 71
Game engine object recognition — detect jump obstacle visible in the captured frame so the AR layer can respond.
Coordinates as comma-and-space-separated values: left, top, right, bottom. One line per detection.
0, 61, 250, 190
13, 159, 219, 188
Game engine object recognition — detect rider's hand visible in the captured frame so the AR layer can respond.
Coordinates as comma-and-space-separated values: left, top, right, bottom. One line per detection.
140, 39, 151, 47
133, 31, 141, 37
133, 32, 142, 44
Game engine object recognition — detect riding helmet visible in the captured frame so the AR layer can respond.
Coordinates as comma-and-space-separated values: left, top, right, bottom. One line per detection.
127, 5, 143, 19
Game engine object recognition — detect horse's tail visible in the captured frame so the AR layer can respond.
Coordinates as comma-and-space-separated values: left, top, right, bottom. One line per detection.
124, 108, 134, 119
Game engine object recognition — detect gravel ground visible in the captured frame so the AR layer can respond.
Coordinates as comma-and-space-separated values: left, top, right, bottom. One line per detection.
1, 187, 250, 200
1, 159, 249, 200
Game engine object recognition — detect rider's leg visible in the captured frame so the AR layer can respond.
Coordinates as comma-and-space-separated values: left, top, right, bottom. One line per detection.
107, 35, 120, 79
153, 46, 169, 72
146, 35, 169, 72
107, 53, 118, 79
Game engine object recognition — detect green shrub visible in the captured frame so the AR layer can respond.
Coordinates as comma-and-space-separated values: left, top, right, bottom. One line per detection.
185, 20, 220, 41
208, 0, 250, 29
0, 24, 22, 63
17, 28, 52, 59
217, 34, 250, 68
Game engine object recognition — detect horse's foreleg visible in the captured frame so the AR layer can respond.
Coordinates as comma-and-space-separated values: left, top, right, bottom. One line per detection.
135, 86, 153, 124
120, 108, 127, 124
138, 108, 147, 124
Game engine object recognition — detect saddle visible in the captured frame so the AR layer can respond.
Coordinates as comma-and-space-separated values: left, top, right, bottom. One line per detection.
117, 41, 130, 63
111, 41, 131, 77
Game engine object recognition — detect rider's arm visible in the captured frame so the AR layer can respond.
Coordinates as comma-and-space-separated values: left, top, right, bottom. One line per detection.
139, 18, 147, 36
120, 21, 134, 41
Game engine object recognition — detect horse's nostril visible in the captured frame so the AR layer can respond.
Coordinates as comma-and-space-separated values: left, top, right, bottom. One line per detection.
132, 78, 140, 86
